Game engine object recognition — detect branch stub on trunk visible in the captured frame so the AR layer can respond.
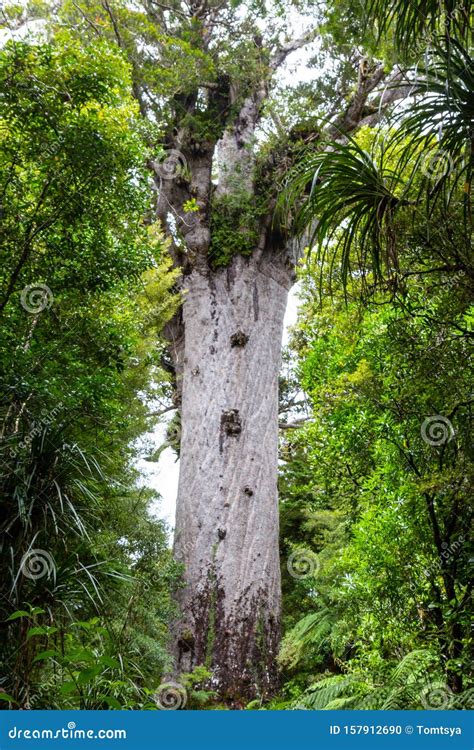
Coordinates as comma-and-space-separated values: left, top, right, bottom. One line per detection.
230, 330, 249, 348
220, 409, 242, 436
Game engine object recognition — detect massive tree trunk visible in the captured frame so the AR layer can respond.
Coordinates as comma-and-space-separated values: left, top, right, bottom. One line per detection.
149, 18, 392, 704
172, 248, 294, 701
151, 41, 302, 703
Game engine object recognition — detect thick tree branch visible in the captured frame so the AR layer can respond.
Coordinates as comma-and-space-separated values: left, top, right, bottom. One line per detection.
269, 29, 318, 70
326, 62, 416, 139
148, 405, 177, 418
279, 418, 310, 430
325, 60, 387, 138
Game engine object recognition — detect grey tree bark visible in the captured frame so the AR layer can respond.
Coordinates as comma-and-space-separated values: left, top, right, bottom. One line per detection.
172, 248, 294, 700
149, 27, 398, 703
149, 35, 308, 702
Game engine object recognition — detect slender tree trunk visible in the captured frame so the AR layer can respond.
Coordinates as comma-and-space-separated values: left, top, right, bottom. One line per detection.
172, 248, 294, 702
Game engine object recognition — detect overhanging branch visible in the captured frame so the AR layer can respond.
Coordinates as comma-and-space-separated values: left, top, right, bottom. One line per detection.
278, 418, 311, 430
270, 28, 318, 70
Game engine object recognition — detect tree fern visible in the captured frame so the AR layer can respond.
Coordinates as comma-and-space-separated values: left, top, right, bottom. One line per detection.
279, 609, 337, 669
295, 649, 473, 709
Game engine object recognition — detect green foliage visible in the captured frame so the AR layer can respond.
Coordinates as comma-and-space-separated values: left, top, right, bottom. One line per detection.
1, 0, 472, 712
295, 650, 473, 709
0, 36, 151, 304
8, 614, 160, 709
285, 32, 473, 291
209, 192, 265, 268
183, 198, 200, 214
278, 10, 472, 703
278, 176, 473, 708
283, 133, 404, 289
363, 0, 472, 52
0, 33, 181, 707
180, 666, 217, 709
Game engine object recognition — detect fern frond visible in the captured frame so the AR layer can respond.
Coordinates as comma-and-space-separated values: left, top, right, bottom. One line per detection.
390, 649, 435, 687
300, 674, 368, 710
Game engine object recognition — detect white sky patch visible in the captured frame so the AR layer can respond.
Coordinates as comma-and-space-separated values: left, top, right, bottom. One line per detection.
283, 284, 300, 345
0, 17, 47, 45
136, 419, 179, 535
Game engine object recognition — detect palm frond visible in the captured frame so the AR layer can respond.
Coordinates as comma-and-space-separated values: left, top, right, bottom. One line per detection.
363, 0, 473, 51
397, 41, 474, 160
283, 38, 473, 290
284, 135, 403, 290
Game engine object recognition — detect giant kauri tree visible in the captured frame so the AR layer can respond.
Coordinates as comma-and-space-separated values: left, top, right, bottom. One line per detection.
37, 0, 404, 701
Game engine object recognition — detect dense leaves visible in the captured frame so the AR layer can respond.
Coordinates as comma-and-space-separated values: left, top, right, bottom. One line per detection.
0, 35, 181, 708
277, 2, 473, 710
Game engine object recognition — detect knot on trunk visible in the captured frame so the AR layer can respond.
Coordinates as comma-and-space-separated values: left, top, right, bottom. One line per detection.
220, 409, 242, 436
219, 409, 242, 453
178, 629, 195, 656
230, 331, 249, 348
